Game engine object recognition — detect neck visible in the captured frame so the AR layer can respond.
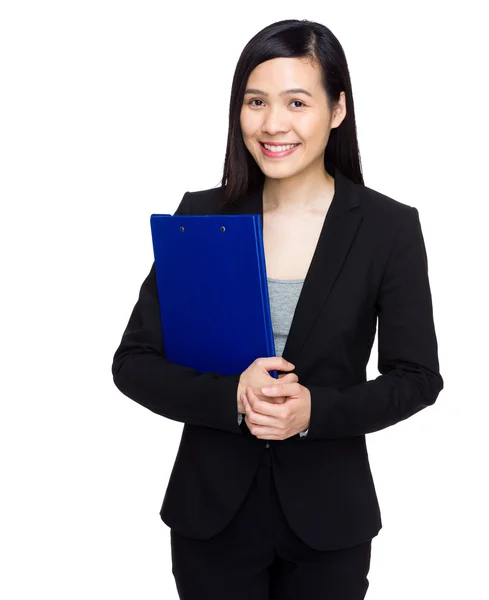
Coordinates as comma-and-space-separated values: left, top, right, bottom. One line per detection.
263, 167, 335, 214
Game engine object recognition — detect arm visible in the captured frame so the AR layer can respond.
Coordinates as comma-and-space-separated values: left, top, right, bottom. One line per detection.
112, 192, 243, 435
305, 207, 443, 440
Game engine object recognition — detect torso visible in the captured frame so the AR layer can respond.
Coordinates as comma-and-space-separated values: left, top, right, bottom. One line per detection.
263, 199, 333, 280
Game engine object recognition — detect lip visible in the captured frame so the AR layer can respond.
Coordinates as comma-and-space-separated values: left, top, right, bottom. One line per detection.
259, 142, 301, 158
260, 141, 300, 146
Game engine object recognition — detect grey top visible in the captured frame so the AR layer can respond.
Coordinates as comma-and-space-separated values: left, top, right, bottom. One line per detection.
237, 277, 309, 437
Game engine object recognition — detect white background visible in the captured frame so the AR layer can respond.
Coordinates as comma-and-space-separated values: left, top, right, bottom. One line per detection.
1, 1, 487, 598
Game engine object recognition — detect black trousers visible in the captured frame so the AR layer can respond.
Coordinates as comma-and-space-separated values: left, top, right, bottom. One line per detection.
170, 448, 373, 599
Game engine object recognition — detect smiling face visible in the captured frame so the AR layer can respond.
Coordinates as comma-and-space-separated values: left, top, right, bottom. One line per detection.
240, 56, 346, 182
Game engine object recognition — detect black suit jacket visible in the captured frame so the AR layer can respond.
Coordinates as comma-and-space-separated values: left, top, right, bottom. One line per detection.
111, 168, 443, 551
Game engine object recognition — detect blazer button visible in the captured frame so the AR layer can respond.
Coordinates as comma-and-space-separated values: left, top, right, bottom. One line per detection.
266, 441, 269, 449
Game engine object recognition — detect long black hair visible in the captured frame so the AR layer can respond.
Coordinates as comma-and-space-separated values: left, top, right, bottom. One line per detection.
219, 19, 364, 205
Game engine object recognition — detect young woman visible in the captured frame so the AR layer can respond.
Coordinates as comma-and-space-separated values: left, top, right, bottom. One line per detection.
112, 18, 443, 599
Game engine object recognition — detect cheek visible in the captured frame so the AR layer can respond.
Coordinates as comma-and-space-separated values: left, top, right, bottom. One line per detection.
299, 117, 329, 146
240, 109, 255, 132
241, 108, 264, 132
239, 110, 249, 135
241, 136, 254, 156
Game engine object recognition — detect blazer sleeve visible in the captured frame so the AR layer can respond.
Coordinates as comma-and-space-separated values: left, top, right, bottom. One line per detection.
305, 206, 444, 439
111, 192, 243, 435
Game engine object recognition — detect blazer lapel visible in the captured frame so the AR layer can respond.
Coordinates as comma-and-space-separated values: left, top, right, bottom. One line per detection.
217, 168, 364, 368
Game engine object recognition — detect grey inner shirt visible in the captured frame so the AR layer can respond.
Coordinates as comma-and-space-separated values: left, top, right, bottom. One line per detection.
237, 276, 309, 438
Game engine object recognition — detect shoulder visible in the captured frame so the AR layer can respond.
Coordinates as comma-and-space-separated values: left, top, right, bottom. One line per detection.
358, 181, 416, 220
179, 186, 225, 215
353, 181, 421, 249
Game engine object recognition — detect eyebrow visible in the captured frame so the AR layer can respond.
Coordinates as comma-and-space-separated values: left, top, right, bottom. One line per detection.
244, 87, 313, 98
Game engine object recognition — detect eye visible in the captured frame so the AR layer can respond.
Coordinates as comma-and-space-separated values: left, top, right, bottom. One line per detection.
247, 99, 306, 108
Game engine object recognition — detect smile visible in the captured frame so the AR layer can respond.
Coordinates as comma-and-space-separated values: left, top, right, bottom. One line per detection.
259, 142, 300, 158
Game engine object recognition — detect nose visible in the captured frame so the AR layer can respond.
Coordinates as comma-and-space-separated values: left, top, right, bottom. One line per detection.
261, 106, 290, 136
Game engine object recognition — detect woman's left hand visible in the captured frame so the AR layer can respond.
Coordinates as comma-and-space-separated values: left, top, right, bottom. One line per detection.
241, 382, 311, 440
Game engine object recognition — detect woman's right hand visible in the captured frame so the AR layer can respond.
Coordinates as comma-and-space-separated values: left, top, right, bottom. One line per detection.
237, 357, 297, 414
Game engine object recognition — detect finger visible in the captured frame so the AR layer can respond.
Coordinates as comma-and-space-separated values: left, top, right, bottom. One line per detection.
245, 388, 286, 436
258, 391, 287, 405
246, 386, 283, 419
249, 426, 280, 440
282, 373, 298, 383
265, 381, 301, 396
256, 357, 295, 372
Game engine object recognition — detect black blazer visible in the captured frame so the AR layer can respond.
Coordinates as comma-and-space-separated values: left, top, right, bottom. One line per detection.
111, 167, 443, 551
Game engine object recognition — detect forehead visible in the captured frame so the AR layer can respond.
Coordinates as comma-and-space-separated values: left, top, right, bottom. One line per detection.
246, 57, 321, 92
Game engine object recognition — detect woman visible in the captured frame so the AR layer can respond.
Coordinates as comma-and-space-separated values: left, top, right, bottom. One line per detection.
112, 18, 443, 599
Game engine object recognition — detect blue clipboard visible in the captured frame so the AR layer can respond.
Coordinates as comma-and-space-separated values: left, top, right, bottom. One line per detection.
150, 213, 278, 379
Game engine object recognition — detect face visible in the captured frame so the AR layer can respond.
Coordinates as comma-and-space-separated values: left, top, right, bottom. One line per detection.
240, 57, 346, 181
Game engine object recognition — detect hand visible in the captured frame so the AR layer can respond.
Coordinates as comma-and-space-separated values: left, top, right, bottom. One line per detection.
240, 382, 311, 440
237, 357, 297, 414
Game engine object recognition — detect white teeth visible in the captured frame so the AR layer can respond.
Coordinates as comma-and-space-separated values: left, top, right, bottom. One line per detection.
263, 143, 298, 152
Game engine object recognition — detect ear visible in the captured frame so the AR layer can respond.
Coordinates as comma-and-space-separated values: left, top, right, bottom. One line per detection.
331, 91, 347, 129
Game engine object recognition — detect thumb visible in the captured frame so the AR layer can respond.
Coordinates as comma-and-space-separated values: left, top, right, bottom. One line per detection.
262, 357, 295, 371
281, 372, 299, 383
